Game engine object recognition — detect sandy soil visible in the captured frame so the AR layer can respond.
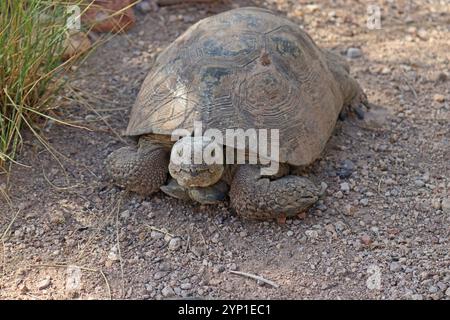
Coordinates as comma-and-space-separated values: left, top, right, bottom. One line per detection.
0, 0, 449, 300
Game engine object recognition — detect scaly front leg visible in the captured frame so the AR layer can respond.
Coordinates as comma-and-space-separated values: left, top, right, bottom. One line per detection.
229, 165, 321, 221
105, 137, 169, 195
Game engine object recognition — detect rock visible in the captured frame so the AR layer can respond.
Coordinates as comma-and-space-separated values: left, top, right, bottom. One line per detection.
37, 277, 51, 290
389, 262, 401, 272
145, 283, 154, 292
437, 282, 447, 291
19, 284, 29, 294
433, 94, 446, 103
334, 191, 344, 199
154, 271, 168, 280
164, 233, 174, 242
445, 287, 450, 297
213, 265, 225, 273
173, 287, 182, 296
360, 198, 369, 206
158, 262, 172, 271
380, 67, 391, 75
320, 182, 328, 194
346, 48, 362, 59
168, 237, 182, 251
338, 160, 355, 178
62, 31, 91, 61
161, 286, 175, 297
108, 245, 119, 261
417, 29, 428, 40
168, 15, 178, 23
136, 1, 154, 13
429, 286, 438, 293
441, 198, 450, 214
257, 279, 266, 287
48, 210, 66, 225
334, 221, 346, 232
181, 283, 192, 290
305, 230, 319, 239
431, 198, 442, 210
340, 182, 350, 192
158, 0, 217, 5
151, 231, 164, 239
85, 114, 96, 122
344, 204, 356, 216
414, 179, 425, 187
239, 230, 248, 237
82, 0, 136, 33
410, 294, 423, 300
286, 230, 294, 236
210, 233, 220, 244
66, 266, 82, 297
183, 15, 196, 23
120, 210, 130, 219
407, 26, 417, 34
228, 263, 238, 271
360, 234, 372, 245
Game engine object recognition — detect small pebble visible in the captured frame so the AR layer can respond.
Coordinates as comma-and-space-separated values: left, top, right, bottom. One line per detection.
168, 237, 182, 251
360, 234, 371, 245
334, 191, 344, 199
181, 283, 192, 290
360, 198, 369, 206
161, 286, 175, 297
431, 199, 441, 210
154, 271, 168, 280
433, 94, 446, 103
107, 246, 119, 261
305, 230, 319, 239
417, 29, 428, 40
136, 1, 153, 14
346, 48, 362, 59
338, 160, 355, 178
390, 262, 401, 272
151, 231, 164, 239
340, 182, 350, 192
414, 180, 425, 187
441, 198, 450, 214
37, 277, 51, 290
120, 210, 130, 219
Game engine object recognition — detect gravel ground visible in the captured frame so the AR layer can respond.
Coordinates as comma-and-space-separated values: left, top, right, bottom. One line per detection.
0, 0, 449, 300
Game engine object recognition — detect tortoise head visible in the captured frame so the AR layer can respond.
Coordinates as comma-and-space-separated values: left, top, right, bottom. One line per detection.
168, 136, 224, 188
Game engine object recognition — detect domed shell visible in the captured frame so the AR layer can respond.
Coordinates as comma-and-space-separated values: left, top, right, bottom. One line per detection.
126, 7, 346, 166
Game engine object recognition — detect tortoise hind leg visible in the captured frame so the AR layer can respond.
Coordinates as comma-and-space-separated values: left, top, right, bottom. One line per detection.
323, 49, 369, 120
229, 165, 321, 221
105, 137, 169, 195
348, 80, 369, 119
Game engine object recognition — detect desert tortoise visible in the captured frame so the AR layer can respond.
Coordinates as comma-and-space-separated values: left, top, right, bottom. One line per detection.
106, 7, 368, 220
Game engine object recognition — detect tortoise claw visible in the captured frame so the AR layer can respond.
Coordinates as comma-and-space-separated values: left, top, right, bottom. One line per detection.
338, 109, 348, 121
354, 105, 365, 119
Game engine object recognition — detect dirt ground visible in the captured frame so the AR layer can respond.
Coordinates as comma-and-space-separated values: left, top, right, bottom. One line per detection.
1, 0, 449, 300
